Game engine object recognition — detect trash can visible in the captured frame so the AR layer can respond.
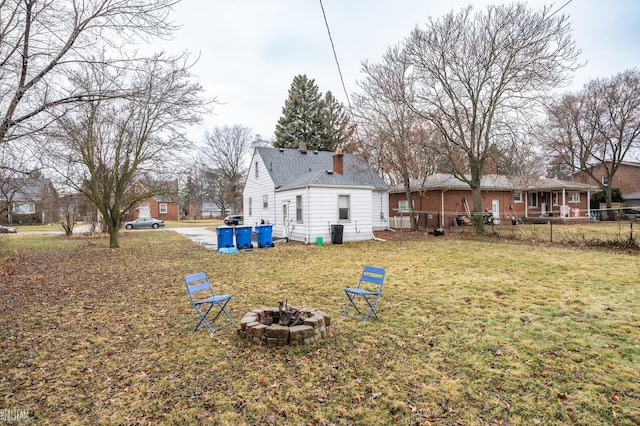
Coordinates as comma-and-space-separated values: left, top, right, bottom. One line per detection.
216, 226, 234, 248
331, 224, 343, 244
255, 224, 274, 248
316, 236, 323, 246
234, 225, 253, 249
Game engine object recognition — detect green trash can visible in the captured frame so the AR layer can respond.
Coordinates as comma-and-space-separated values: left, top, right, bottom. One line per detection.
316, 236, 323, 246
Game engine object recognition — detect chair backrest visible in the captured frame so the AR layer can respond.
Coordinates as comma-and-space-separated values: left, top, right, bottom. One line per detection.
184, 272, 214, 303
358, 265, 385, 293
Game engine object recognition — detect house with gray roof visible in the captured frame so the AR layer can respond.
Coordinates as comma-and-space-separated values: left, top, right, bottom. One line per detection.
243, 146, 389, 243
389, 173, 598, 228
1, 174, 58, 224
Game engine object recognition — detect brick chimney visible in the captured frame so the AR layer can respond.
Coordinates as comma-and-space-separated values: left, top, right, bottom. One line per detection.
333, 150, 344, 175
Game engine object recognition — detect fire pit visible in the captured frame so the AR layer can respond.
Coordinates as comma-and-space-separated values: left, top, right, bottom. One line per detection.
237, 302, 331, 347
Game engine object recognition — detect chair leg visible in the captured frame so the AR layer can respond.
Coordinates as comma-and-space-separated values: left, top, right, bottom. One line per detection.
342, 293, 380, 321
207, 299, 234, 332
194, 299, 234, 333
342, 293, 362, 317
362, 295, 379, 321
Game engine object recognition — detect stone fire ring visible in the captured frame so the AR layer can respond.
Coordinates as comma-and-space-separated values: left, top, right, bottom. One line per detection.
237, 307, 331, 347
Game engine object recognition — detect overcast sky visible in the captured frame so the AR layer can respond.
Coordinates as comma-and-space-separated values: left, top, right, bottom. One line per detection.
159, 0, 640, 141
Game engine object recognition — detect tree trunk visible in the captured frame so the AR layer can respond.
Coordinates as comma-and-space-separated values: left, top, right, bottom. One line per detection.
471, 185, 484, 233
108, 225, 120, 248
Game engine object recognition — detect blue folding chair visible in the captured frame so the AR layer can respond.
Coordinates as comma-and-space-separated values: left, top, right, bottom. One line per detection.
184, 272, 233, 333
341, 265, 386, 321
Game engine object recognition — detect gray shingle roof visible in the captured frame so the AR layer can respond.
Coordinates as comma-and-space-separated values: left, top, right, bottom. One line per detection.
255, 147, 389, 191
390, 173, 598, 193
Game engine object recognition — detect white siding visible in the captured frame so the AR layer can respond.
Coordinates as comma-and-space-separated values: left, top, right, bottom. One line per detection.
371, 190, 389, 231
276, 186, 375, 243
243, 154, 276, 227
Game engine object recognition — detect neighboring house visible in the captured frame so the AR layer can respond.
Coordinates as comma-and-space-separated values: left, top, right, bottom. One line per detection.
244, 146, 389, 244
126, 180, 180, 222
389, 173, 598, 228
572, 161, 640, 197
201, 201, 224, 219
0, 175, 58, 224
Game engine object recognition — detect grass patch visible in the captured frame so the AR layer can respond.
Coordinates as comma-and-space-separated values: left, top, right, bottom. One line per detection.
1, 232, 638, 424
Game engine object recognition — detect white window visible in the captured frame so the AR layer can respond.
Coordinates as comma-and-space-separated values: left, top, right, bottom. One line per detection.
568, 192, 580, 203
398, 199, 412, 212
159, 203, 168, 214
601, 175, 609, 186
296, 195, 303, 223
552, 192, 560, 206
528, 192, 538, 208
263, 194, 268, 209
338, 195, 350, 221
13, 202, 35, 214
513, 192, 523, 203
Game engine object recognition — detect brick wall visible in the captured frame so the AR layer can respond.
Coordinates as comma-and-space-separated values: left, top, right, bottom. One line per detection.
390, 188, 592, 227
573, 162, 640, 196
131, 198, 179, 221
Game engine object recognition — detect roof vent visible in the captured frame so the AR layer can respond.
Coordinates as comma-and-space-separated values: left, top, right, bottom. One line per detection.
326, 170, 334, 175
279, 148, 284, 152
313, 150, 318, 154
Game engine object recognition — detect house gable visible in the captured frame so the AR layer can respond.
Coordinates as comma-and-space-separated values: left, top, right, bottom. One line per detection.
125, 179, 180, 221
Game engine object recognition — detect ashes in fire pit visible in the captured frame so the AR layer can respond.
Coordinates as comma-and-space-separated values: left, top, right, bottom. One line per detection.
238, 301, 331, 347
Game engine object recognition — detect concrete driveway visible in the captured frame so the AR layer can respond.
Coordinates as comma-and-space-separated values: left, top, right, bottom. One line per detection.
171, 227, 218, 251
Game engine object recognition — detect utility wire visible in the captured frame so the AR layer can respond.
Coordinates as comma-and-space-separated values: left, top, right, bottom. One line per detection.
319, 0, 352, 110
548, 0, 573, 18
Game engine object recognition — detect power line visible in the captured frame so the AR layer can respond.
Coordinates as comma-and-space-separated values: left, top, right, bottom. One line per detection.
548, 0, 573, 18
318, 0, 352, 110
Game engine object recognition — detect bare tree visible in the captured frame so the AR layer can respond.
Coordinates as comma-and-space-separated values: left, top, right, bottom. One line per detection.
545, 69, 640, 209
353, 46, 436, 231
199, 125, 253, 214
404, 3, 580, 231
0, 0, 180, 151
48, 54, 204, 248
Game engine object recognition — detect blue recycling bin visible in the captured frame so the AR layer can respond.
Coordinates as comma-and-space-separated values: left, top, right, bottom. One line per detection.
216, 226, 234, 248
255, 224, 274, 248
234, 225, 253, 249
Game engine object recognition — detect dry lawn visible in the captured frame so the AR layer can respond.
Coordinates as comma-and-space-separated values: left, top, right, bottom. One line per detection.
0, 230, 638, 425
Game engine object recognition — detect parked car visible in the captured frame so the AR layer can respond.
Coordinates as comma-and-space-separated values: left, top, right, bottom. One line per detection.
224, 215, 243, 226
124, 217, 165, 230
0, 224, 17, 233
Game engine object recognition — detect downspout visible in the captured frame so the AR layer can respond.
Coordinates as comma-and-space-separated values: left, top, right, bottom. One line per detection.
306, 186, 311, 244
273, 190, 277, 235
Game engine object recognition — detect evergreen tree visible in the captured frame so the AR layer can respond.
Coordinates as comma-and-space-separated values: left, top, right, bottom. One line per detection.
274, 74, 342, 151
323, 91, 353, 151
